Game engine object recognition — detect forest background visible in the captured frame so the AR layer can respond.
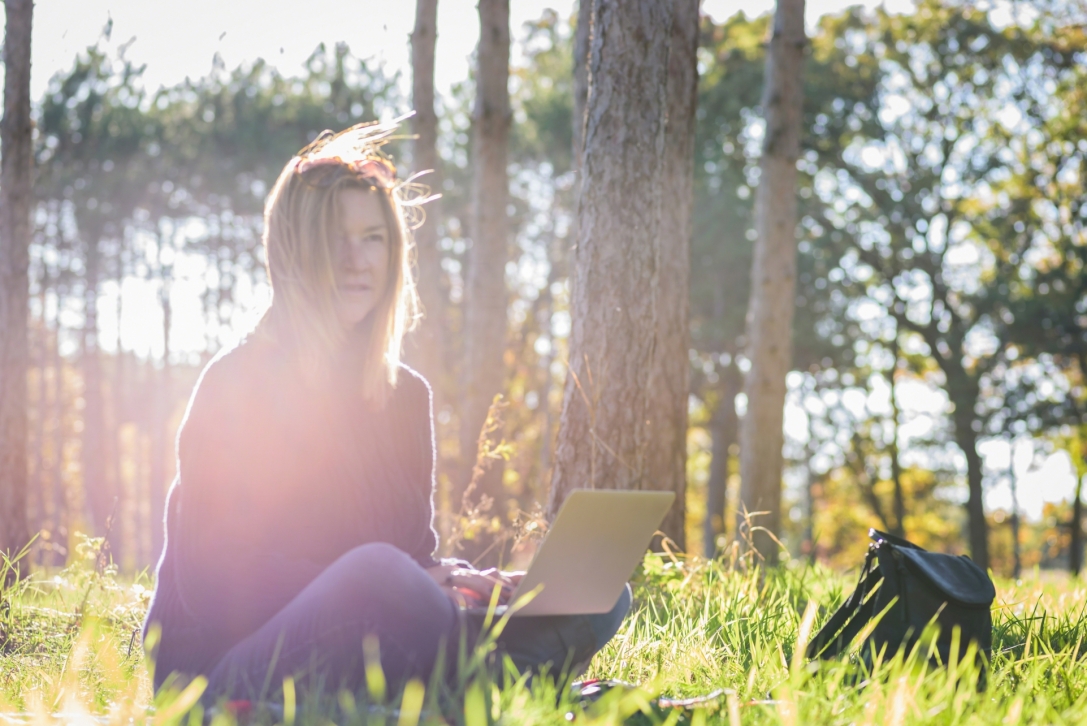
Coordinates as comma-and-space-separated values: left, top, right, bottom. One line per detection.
1, 0, 1086, 580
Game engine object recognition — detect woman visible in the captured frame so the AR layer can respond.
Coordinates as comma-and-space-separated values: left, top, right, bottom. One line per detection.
143, 120, 630, 703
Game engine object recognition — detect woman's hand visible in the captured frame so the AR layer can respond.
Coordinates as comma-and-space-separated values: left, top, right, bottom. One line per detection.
426, 565, 525, 608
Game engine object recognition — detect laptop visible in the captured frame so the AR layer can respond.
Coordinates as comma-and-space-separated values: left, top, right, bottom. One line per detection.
497, 489, 675, 617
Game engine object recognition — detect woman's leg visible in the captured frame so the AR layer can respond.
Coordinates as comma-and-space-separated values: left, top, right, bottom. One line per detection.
204, 542, 459, 702
488, 584, 632, 678
584, 583, 633, 660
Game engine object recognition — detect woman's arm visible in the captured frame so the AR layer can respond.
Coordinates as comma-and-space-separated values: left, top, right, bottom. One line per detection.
400, 368, 444, 568
399, 370, 526, 605
425, 564, 525, 607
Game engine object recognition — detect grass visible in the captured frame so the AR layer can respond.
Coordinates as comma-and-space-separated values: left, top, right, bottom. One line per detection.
1, 543, 1086, 725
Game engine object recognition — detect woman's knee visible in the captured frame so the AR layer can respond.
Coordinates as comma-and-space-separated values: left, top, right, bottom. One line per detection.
614, 583, 633, 618
326, 543, 414, 591
323, 544, 450, 626
337, 541, 411, 571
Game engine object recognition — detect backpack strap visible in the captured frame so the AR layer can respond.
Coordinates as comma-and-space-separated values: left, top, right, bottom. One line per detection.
869, 528, 923, 551
807, 547, 881, 659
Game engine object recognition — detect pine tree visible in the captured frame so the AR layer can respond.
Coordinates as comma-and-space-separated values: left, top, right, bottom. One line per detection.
549, 0, 696, 548
738, 0, 806, 564
0, 0, 36, 576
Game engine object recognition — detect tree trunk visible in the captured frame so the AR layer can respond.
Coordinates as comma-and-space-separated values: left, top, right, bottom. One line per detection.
889, 338, 906, 538
32, 268, 51, 565
81, 235, 113, 541
737, 0, 806, 565
150, 257, 173, 563
1008, 457, 1021, 580
555, 0, 595, 503
461, 0, 510, 506
149, 366, 170, 566
549, 0, 691, 548
573, 0, 593, 167
0, 0, 35, 577
557, 0, 591, 493
804, 458, 818, 564
409, 0, 446, 397
704, 365, 740, 558
951, 396, 989, 571
30, 274, 48, 565
111, 302, 128, 567
649, 0, 698, 549
50, 302, 67, 566
850, 433, 893, 533
1071, 463, 1084, 576
536, 198, 565, 485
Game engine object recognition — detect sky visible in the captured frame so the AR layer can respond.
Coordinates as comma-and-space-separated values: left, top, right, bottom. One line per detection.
6, 0, 1080, 517
18, 0, 917, 101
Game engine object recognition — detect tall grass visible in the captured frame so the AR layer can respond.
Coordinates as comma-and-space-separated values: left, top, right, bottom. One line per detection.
1, 544, 1085, 724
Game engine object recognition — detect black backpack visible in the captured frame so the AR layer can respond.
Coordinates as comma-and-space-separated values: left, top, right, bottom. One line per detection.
807, 529, 996, 667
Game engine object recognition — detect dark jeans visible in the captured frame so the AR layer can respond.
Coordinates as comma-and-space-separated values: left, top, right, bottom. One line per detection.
203, 542, 631, 702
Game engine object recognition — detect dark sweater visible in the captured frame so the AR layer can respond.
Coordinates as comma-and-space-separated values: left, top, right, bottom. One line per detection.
144, 333, 440, 686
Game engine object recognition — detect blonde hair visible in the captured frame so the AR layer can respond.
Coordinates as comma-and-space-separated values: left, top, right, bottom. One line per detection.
256, 120, 428, 406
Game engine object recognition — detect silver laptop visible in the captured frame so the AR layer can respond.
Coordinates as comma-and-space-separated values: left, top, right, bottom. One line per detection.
501, 489, 675, 617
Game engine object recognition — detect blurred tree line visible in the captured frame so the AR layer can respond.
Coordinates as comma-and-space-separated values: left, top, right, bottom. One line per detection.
3, 0, 1086, 576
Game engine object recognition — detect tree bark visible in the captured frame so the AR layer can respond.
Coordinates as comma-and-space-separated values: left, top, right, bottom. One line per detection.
963, 431, 988, 570
556, 0, 591, 492
81, 234, 113, 540
461, 0, 510, 504
111, 301, 128, 567
1008, 456, 1021, 580
737, 0, 806, 565
0, 0, 35, 576
30, 281, 48, 565
409, 0, 446, 397
942, 370, 989, 572
50, 297, 67, 567
889, 337, 906, 538
704, 365, 740, 557
150, 248, 173, 563
149, 365, 170, 564
1071, 460, 1084, 576
572, 0, 593, 167
804, 452, 818, 564
549, 0, 692, 549
536, 200, 565, 485
649, 0, 698, 549
850, 433, 893, 533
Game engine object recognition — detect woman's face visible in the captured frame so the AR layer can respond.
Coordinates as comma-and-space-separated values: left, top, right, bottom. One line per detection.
333, 187, 391, 330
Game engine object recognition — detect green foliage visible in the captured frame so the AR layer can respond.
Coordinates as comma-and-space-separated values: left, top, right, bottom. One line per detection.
691, 8, 876, 372
35, 41, 154, 251
0, 537, 151, 713
977, 22, 1087, 432
20, 1, 1087, 580
2, 555, 1087, 723
510, 10, 575, 176
800, 0, 1086, 417
686, 0, 1087, 568
442, 10, 584, 564
148, 43, 403, 218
